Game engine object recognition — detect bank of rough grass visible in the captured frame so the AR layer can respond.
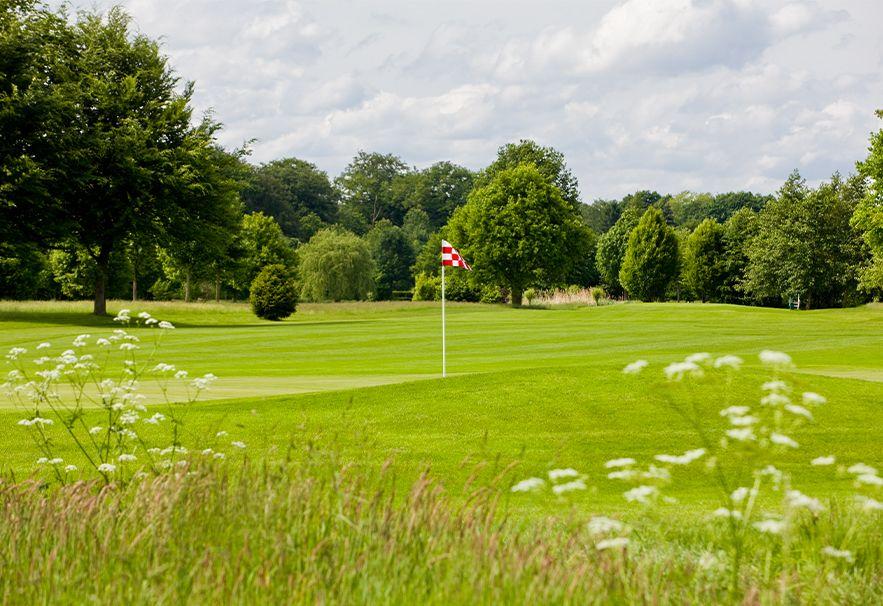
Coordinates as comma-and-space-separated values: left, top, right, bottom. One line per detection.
0, 454, 880, 605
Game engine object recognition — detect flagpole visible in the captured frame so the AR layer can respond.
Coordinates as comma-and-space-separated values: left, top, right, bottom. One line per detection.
441, 262, 446, 378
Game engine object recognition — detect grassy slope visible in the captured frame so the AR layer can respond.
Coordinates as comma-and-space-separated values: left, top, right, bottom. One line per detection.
2, 300, 882, 514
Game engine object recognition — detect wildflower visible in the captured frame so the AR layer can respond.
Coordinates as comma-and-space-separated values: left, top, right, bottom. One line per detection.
511, 477, 545, 493
89, 426, 103, 435
158, 321, 175, 330
36, 457, 49, 465
64, 465, 77, 473
72, 334, 90, 347
153, 363, 176, 373
18, 417, 53, 427
758, 465, 783, 482
726, 428, 756, 442
119, 412, 139, 425
821, 546, 854, 563
6, 347, 27, 360
118, 454, 137, 463
47, 458, 63, 465
729, 415, 759, 426
731, 487, 751, 503
847, 463, 878, 476
587, 516, 625, 536
622, 359, 648, 374
231, 441, 246, 449
137, 312, 151, 319
641, 465, 671, 481
811, 455, 836, 466
753, 518, 785, 535
96, 338, 111, 347
174, 370, 188, 380
607, 469, 638, 480
786, 489, 824, 514
192, 373, 218, 390
802, 392, 827, 406
759, 350, 793, 367
785, 404, 813, 420
215, 431, 228, 438
713, 507, 743, 520
770, 433, 799, 448
713, 355, 743, 369
548, 468, 580, 481
596, 537, 629, 550
720, 405, 750, 417
654, 448, 706, 466
145, 318, 158, 325
605, 457, 636, 469
201, 448, 214, 456
98, 463, 117, 474
760, 393, 790, 407
114, 310, 131, 323
685, 352, 711, 365
36, 342, 51, 350
761, 380, 789, 392
623, 485, 658, 504
856, 474, 883, 487
856, 496, 883, 512
552, 479, 587, 495
144, 413, 166, 425
664, 361, 703, 381
119, 343, 139, 351
213, 452, 226, 460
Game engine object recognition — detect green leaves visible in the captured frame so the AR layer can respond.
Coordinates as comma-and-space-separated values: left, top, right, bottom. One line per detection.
619, 207, 679, 301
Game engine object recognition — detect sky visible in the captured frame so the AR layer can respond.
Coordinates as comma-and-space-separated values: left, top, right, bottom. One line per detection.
53, 0, 883, 201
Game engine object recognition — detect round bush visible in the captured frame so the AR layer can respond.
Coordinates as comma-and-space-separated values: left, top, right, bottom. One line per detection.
249, 265, 298, 320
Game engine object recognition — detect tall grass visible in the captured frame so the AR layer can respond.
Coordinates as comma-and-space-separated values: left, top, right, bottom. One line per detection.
0, 451, 880, 605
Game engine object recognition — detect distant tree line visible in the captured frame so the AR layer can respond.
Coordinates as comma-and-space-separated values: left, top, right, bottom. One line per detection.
3, 3, 883, 313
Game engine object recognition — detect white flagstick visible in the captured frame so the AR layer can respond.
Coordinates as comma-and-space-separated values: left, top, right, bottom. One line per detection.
441, 262, 446, 378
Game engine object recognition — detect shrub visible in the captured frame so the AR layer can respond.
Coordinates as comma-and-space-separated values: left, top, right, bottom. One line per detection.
590, 286, 607, 303
480, 284, 505, 304
250, 264, 298, 320
523, 287, 537, 306
412, 272, 440, 301
297, 228, 374, 301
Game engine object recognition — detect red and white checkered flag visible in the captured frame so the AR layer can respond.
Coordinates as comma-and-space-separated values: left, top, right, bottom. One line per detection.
441, 240, 472, 271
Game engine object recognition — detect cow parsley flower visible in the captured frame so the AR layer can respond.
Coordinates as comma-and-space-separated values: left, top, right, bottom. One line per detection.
605, 457, 636, 469
231, 441, 246, 449
607, 469, 638, 480
759, 350, 793, 367
713, 355, 743, 369
760, 393, 790, 407
664, 361, 703, 381
785, 489, 824, 514
654, 448, 706, 466
720, 405, 750, 417
802, 392, 827, 406
548, 468, 580, 480
96, 338, 111, 347
623, 485, 658, 504
213, 452, 226, 460
64, 465, 77, 473
713, 507, 743, 520
36, 342, 51, 350
215, 431, 228, 438
856, 496, 883, 512
753, 518, 785, 535
552, 479, 587, 494
587, 516, 625, 536
511, 477, 545, 493
158, 321, 175, 330
811, 455, 836, 466
174, 370, 189, 380
761, 380, 789, 392
856, 474, 883, 487
784, 404, 813, 420
622, 359, 648, 374
731, 487, 751, 503
97, 463, 117, 474
726, 428, 756, 442
119, 343, 139, 351
685, 352, 711, 365
728, 415, 759, 426
770, 433, 799, 449
118, 454, 137, 463
847, 463, 878, 476
821, 546, 854, 563
595, 537, 629, 550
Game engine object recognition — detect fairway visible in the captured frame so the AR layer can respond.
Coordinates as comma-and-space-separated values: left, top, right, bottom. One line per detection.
2, 300, 882, 513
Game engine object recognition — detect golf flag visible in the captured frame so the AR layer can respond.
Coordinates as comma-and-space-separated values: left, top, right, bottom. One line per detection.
440, 240, 471, 379
441, 240, 472, 271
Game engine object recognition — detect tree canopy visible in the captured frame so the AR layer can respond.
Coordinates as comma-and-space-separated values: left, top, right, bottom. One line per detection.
619, 207, 679, 301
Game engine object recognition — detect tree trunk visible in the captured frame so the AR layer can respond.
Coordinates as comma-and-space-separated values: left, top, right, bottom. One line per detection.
510, 285, 523, 308
132, 275, 138, 302
214, 276, 221, 302
93, 249, 109, 316
184, 268, 192, 303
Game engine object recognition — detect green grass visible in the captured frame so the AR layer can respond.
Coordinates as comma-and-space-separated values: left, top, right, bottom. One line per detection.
2, 300, 882, 512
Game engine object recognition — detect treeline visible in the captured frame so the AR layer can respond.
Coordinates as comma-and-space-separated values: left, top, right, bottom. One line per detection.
2, 3, 883, 313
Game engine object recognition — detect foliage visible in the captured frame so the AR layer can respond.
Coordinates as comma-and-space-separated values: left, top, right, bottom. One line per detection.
620, 208, 679, 301
683, 219, 727, 302
297, 228, 374, 301
411, 272, 440, 301
365, 220, 415, 300
595, 206, 641, 296
235, 212, 297, 293
249, 264, 298, 321
408, 161, 474, 229
48, 248, 131, 300
721, 208, 758, 303
0, 242, 52, 299
401, 207, 432, 251
241, 157, 337, 241
745, 172, 868, 308
448, 164, 589, 307
852, 110, 883, 293
335, 151, 412, 230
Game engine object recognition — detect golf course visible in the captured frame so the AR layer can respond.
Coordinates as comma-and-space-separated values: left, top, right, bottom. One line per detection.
3, 300, 881, 511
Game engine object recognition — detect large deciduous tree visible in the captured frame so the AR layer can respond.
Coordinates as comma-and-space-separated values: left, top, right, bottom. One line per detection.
409, 161, 474, 229
852, 110, 883, 293
335, 151, 412, 230
447, 163, 590, 307
595, 206, 641, 296
683, 218, 727, 302
1, 5, 240, 314
297, 228, 374, 301
365, 220, 415, 300
619, 207, 679, 301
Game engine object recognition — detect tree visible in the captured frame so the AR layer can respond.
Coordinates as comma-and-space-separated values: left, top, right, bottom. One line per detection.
402, 207, 432, 252
619, 207, 679, 301
409, 161, 474, 228
241, 158, 337, 241
250, 264, 298, 321
297, 228, 374, 301
0, 6, 239, 314
721, 208, 758, 303
447, 164, 589, 307
595, 206, 641, 296
335, 152, 412, 229
581, 199, 622, 234
668, 192, 714, 230
745, 171, 867, 308
852, 109, 883, 293
235, 212, 297, 293
478, 140, 581, 210
708, 191, 771, 223
683, 219, 727, 302
365, 220, 415, 300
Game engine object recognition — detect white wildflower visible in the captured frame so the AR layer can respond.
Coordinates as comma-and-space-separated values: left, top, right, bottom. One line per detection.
753, 518, 785, 535
847, 463, 878, 476
802, 392, 827, 406
654, 448, 706, 466
607, 469, 638, 481
36, 457, 49, 465
231, 441, 246, 449
119, 343, 139, 351
821, 546, 854, 563
713, 508, 743, 520
511, 477, 545, 493
158, 321, 175, 330
215, 431, 228, 438
759, 350, 793, 367
36, 342, 51, 350
726, 428, 756, 442
72, 334, 90, 347
811, 455, 836, 466
731, 487, 750, 503
623, 485, 658, 504
729, 415, 759, 426
144, 413, 166, 425
117, 453, 137, 463
786, 489, 824, 514
89, 426, 103, 435
605, 457, 636, 469
641, 465, 671, 481
6, 347, 27, 360
552, 479, 587, 494
48, 458, 63, 465
587, 516, 625, 536
96, 338, 111, 347
145, 318, 158, 325
713, 355, 743, 369
64, 465, 77, 473
770, 433, 799, 449
761, 393, 790, 407
213, 452, 226, 460
785, 404, 813, 420
758, 465, 783, 482
153, 363, 176, 373
856, 474, 883, 487
664, 361, 703, 381
855, 496, 883, 512
622, 359, 648, 374
137, 312, 152, 319
685, 352, 712, 365
762, 380, 789, 392
720, 405, 750, 417
548, 468, 580, 481
97, 463, 117, 474
595, 537, 629, 551
201, 448, 214, 456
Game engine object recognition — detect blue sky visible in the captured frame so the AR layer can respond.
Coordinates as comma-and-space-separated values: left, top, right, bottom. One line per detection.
53, 0, 883, 200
